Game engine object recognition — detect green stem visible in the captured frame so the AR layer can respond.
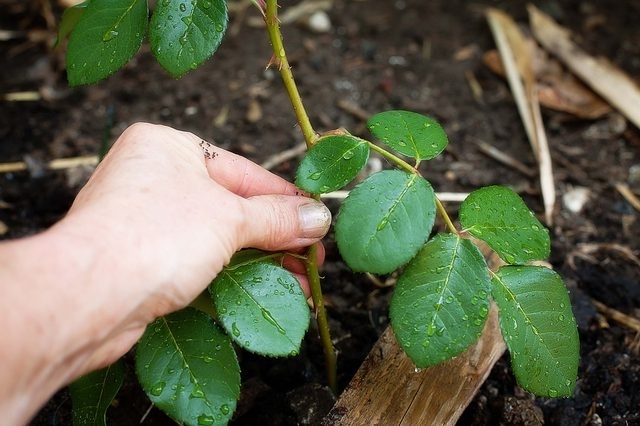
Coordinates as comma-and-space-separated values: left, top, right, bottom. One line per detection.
264, 0, 337, 393
264, 0, 316, 148
436, 197, 458, 234
306, 244, 337, 392
367, 142, 417, 174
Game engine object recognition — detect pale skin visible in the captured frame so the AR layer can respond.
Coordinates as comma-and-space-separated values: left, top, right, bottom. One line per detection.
0, 123, 331, 425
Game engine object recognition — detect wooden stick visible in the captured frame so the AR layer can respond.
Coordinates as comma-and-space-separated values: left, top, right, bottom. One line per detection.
325, 244, 505, 425
325, 305, 505, 426
321, 191, 469, 203
592, 299, 640, 333
529, 5, 640, 129
615, 183, 640, 213
475, 140, 537, 178
0, 155, 98, 174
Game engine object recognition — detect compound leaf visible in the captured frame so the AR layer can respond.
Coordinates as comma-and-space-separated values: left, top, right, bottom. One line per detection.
136, 308, 240, 426
335, 170, 436, 274
459, 185, 550, 264
492, 265, 579, 397
367, 110, 448, 160
66, 0, 147, 86
209, 262, 309, 357
390, 233, 491, 367
296, 135, 370, 194
69, 359, 124, 426
150, 0, 228, 77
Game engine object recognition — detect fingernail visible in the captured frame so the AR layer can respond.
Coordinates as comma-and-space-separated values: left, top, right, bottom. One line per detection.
298, 201, 331, 238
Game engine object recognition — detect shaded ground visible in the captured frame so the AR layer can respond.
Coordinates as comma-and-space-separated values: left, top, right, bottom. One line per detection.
2, 0, 640, 424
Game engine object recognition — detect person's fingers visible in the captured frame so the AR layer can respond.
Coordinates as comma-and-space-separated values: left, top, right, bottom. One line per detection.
237, 196, 331, 251
180, 132, 304, 198
281, 243, 326, 276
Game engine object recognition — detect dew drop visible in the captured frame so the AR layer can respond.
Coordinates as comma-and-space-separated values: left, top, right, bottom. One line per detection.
377, 218, 389, 231
220, 404, 230, 415
231, 322, 241, 337
397, 140, 407, 147
504, 253, 516, 264
216, 23, 224, 32
426, 323, 436, 337
262, 308, 286, 334
150, 381, 165, 396
548, 388, 558, 398
342, 151, 355, 160
203, 355, 213, 363
422, 339, 430, 348
179, 3, 187, 12
203, 0, 212, 8
308, 171, 322, 180
218, 306, 227, 314
190, 388, 205, 399
558, 314, 565, 321
197, 414, 214, 426
289, 349, 299, 356
102, 30, 119, 41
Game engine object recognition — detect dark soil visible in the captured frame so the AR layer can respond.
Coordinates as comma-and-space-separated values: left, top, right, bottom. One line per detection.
2, 0, 640, 424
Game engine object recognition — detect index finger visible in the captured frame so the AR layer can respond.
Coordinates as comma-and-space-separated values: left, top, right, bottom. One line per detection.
189, 134, 306, 198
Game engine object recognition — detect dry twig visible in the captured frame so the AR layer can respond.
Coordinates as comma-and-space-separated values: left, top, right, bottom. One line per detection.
486, 8, 556, 225
529, 5, 640, 129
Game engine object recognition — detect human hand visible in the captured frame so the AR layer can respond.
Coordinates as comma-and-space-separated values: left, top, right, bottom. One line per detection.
58, 122, 330, 368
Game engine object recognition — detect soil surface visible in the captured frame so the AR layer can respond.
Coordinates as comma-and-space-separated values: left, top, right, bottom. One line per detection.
2, 0, 640, 425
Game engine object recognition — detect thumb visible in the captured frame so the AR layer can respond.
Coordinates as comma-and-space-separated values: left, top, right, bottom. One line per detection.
239, 196, 331, 251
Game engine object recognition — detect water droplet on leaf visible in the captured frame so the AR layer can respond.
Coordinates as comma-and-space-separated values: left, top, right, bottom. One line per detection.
179, 3, 187, 12
150, 381, 165, 396
231, 322, 241, 337
197, 414, 214, 426
220, 404, 230, 415
190, 388, 205, 399
262, 308, 286, 334
102, 30, 118, 41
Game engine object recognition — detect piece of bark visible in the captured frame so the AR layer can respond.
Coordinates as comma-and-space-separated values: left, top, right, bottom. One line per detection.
324, 305, 505, 426
529, 5, 640, 129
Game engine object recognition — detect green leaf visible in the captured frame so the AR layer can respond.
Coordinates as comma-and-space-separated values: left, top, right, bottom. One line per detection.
150, 0, 228, 77
56, 0, 89, 48
459, 185, 550, 264
390, 234, 491, 367
66, 0, 148, 86
367, 110, 448, 160
492, 265, 579, 397
335, 170, 436, 274
295, 135, 370, 194
225, 249, 280, 269
209, 262, 309, 356
136, 308, 240, 426
69, 359, 124, 426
